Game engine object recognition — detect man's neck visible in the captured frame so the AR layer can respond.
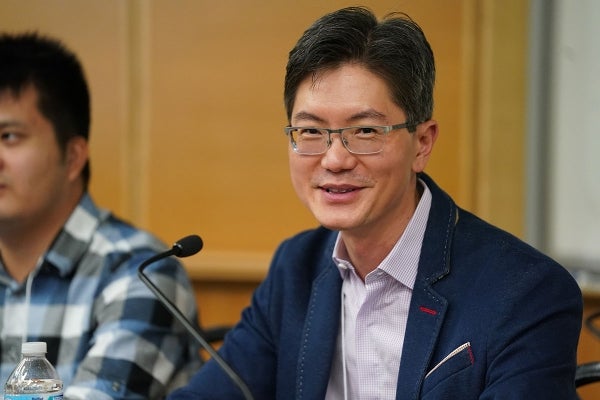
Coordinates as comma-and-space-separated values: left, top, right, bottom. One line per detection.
341, 223, 408, 280
0, 191, 83, 283
0, 237, 47, 283
340, 182, 424, 280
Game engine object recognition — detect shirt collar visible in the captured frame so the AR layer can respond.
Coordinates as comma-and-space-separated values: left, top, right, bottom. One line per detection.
0, 193, 108, 284
333, 178, 432, 290
44, 193, 109, 277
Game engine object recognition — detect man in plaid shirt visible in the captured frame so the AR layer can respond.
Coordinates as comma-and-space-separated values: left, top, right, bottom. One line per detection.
0, 33, 201, 398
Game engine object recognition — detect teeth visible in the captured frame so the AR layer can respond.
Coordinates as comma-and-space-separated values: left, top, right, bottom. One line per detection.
327, 188, 353, 193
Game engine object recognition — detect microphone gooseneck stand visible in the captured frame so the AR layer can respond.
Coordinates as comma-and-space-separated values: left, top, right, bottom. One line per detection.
137, 235, 254, 400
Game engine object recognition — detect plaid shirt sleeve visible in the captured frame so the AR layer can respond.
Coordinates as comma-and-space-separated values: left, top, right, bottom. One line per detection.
63, 251, 202, 399
0, 194, 202, 400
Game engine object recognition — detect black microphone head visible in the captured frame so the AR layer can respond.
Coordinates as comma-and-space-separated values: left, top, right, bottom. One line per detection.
172, 235, 203, 257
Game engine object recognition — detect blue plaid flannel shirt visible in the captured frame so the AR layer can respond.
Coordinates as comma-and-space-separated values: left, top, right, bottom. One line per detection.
0, 193, 202, 399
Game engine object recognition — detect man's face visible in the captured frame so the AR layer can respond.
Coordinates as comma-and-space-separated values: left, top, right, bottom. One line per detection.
288, 64, 437, 238
0, 86, 78, 232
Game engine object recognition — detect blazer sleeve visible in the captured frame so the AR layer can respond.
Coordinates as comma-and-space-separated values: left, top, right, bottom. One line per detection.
166, 250, 281, 400
479, 259, 583, 399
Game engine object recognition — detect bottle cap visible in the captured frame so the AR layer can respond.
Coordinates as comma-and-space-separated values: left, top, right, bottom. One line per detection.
21, 342, 47, 355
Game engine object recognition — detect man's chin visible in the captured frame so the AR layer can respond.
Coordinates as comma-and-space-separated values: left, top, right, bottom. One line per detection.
316, 218, 355, 232
309, 205, 363, 231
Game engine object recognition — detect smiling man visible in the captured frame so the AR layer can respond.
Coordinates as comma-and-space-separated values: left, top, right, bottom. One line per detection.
286, 63, 436, 281
168, 7, 582, 400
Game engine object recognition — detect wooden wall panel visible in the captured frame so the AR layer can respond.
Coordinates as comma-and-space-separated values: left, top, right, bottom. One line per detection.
0, 0, 476, 275
473, 0, 528, 238
0, 0, 132, 216
140, 0, 470, 275
0, 0, 529, 275
578, 297, 600, 399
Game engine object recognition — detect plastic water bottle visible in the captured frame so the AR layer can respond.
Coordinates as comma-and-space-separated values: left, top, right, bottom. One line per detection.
4, 342, 63, 400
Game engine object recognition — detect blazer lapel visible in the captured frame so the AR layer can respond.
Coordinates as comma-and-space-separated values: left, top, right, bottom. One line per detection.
395, 173, 457, 399
396, 280, 448, 399
295, 262, 343, 400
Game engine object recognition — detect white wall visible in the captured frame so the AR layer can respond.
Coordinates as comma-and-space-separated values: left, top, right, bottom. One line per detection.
534, 0, 600, 284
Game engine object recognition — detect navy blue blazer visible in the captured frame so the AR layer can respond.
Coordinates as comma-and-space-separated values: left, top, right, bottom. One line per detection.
169, 174, 582, 399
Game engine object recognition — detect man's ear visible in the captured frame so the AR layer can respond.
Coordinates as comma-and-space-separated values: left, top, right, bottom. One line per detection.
65, 136, 89, 181
412, 120, 439, 173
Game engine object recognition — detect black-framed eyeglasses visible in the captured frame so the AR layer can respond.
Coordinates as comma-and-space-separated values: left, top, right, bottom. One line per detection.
284, 122, 418, 155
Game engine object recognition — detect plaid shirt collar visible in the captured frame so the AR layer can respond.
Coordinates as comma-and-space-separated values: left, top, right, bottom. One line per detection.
44, 192, 109, 278
0, 193, 108, 285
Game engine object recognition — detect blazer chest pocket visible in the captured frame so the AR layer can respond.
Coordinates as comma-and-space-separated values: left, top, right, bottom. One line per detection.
422, 342, 474, 394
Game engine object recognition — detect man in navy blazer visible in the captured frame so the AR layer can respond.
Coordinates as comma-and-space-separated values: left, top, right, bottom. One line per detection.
169, 6, 582, 399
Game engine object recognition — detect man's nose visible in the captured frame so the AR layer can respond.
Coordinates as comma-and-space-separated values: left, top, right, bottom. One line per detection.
321, 133, 355, 171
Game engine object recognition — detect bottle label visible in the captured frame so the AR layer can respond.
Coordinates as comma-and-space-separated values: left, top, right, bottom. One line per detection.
4, 394, 63, 400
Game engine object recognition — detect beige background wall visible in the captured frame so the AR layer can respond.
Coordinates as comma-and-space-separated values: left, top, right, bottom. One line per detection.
0, 0, 527, 278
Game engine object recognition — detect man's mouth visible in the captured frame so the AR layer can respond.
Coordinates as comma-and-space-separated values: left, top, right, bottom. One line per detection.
325, 188, 354, 193
322, 186, 358, 194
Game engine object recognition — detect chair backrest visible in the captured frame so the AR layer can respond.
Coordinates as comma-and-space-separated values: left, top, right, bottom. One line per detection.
576, 362, 600, 388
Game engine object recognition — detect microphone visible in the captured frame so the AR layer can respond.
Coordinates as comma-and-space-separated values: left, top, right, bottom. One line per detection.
137, 235, 254, 400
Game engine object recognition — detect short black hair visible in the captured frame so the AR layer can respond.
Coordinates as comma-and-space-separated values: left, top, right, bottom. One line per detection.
284, 7, 435, 129
0, 32, 91, 187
